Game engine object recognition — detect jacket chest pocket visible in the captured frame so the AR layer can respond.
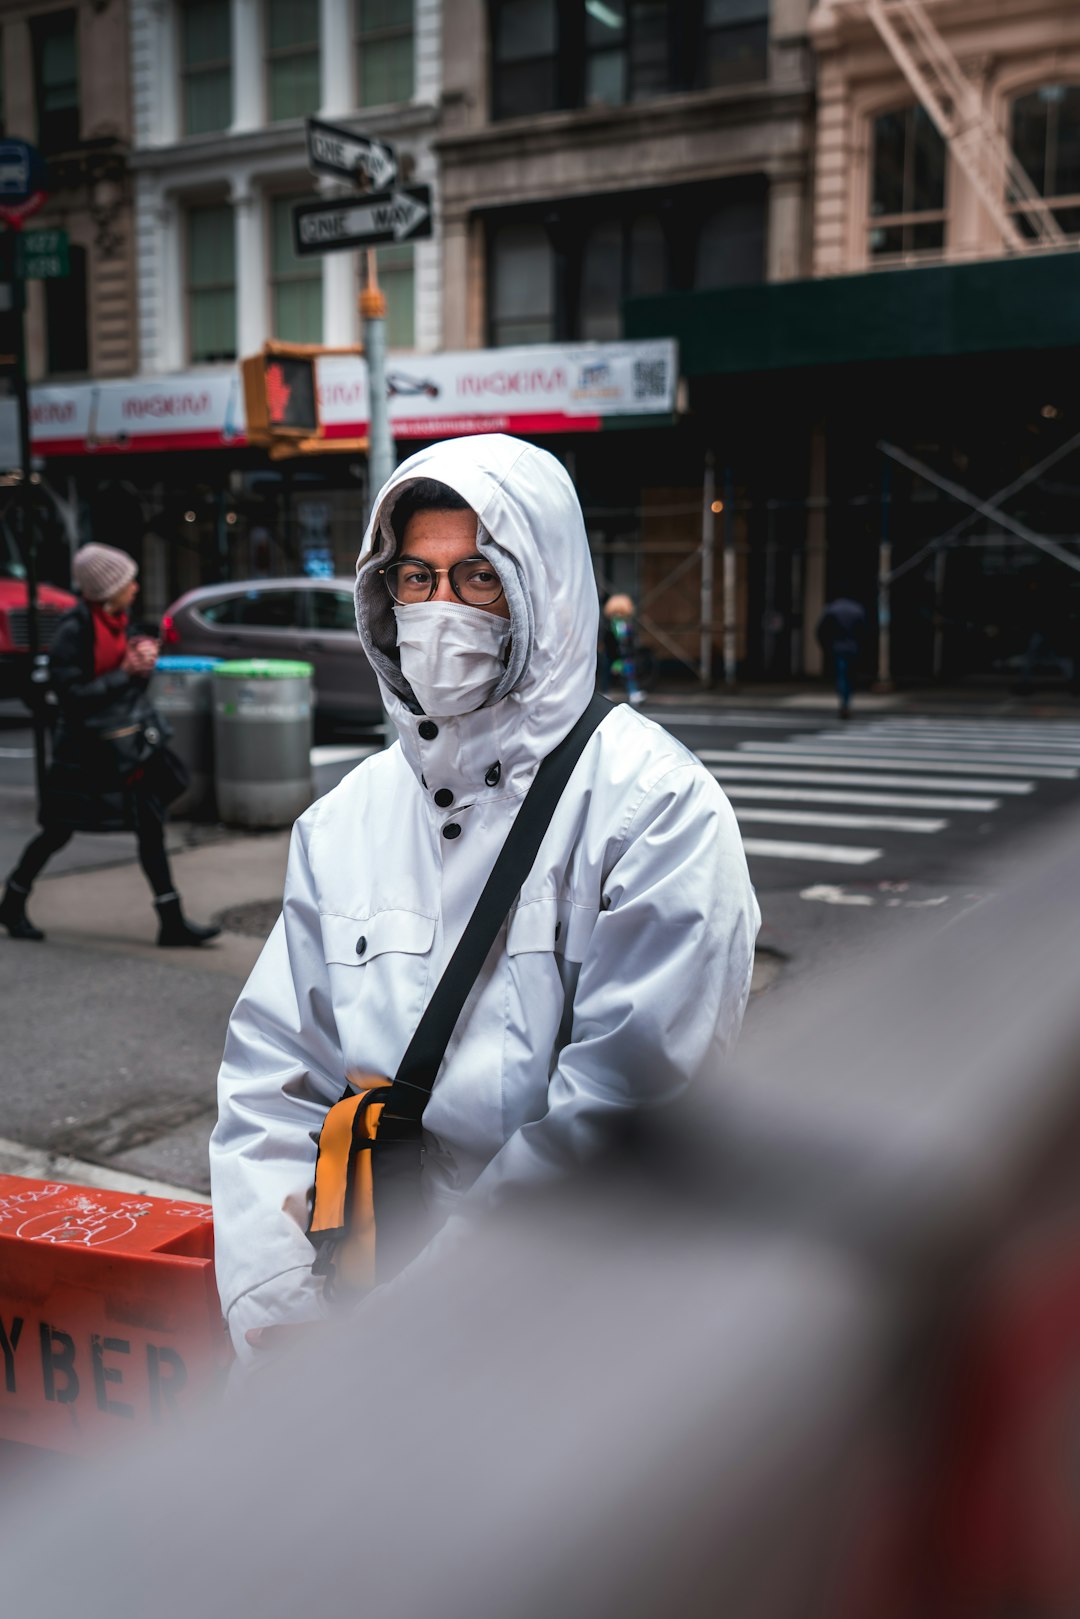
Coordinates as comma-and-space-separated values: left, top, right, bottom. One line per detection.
506, 897, 597, 964
320, 908, 436, 967
320, 910, 438, 1077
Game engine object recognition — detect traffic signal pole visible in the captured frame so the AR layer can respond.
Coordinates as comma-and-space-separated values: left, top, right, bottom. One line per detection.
361, 247, 393, 521
3, 228, 46, 805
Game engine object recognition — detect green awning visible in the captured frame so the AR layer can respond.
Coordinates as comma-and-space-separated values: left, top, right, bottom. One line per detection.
625, 251, 1080, 375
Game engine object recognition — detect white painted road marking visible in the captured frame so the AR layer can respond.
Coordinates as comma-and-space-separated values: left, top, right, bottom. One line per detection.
812, 741, 1080, 765
716, 779, 999, 811
734, 807, 947, 832
310, 744, 380, 765
731, 744, 1068, 777
741, 838, 882, 865
702, 767, 1029, 799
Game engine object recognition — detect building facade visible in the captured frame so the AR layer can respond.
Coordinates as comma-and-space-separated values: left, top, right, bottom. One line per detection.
629, 0, 1080, 685
0, 0, 137, 384
432, 0, 816, 678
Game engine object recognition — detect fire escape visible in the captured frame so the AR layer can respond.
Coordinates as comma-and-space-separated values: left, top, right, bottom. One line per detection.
848, 0, 1066, 251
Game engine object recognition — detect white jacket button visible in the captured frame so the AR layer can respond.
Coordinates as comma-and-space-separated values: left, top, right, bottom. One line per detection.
355, 936, 367, 955
485, 762, 501, 787
418, 720, 438, 740
434, 788, 454, 807
442, 823, 461, 840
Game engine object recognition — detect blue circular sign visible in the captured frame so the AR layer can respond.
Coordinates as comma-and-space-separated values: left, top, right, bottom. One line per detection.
0, 141, 46, 204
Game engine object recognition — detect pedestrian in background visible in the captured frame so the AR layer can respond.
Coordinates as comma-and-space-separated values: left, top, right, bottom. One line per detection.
0, 542, 219, 947
816, 593, 867, 720
601, 592, 646, 705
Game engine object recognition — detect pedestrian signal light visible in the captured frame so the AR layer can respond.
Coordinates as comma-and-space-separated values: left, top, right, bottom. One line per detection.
242, 343, 320, 443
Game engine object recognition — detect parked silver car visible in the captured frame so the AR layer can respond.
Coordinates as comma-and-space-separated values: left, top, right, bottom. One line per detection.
161, 577, 383, 726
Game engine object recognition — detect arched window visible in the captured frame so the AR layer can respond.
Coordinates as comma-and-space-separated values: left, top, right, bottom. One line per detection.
1011, 85, 1080, 236
867, 104, 947, 259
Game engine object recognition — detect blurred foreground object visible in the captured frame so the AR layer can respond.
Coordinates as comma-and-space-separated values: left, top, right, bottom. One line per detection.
6, 809, 1080, 1615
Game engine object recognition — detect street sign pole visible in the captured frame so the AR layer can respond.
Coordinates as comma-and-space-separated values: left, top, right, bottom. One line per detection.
3, 228, 46, 804
361, 248, 393, 526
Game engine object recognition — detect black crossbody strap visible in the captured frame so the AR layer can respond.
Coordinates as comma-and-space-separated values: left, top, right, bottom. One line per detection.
387, 692, 610, 1121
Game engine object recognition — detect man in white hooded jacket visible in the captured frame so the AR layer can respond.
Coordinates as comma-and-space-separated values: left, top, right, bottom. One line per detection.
211, 434, 759, 1360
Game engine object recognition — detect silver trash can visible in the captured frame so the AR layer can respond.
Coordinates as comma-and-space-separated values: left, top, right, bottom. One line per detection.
213, 659, 314, 828
151, 656, 220, 819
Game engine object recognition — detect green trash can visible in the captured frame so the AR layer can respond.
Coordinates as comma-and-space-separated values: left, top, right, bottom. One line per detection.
212, 659, 314, 827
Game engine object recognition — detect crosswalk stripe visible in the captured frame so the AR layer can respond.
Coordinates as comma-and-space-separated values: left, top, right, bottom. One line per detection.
734, 807, 946, 832
864, 721, 1080, 737
740, 838, 882, 865
717, 778, 998, 811
311, 744, 379, 765
816, 735, 1080, 760
733, 744, 1077, 778
725, 747, 1075, 780
698, 754, 1034, 792
651, 711, 823, 727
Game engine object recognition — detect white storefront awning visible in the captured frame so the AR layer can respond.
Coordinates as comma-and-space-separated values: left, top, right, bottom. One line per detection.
23, 339, 677, 461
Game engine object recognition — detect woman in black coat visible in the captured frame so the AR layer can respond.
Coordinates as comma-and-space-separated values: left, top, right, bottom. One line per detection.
0, 543, 220, 947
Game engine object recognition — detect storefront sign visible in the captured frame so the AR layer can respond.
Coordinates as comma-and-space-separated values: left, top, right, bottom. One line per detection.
20, 339, 677, 460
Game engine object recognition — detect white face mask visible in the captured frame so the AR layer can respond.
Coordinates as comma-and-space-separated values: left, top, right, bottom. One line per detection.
394, 601, 512, 718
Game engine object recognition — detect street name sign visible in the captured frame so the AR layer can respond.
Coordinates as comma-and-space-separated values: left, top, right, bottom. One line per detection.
17, 228, 69, 279
305, 117, 398, 191
292, 187, 433, 255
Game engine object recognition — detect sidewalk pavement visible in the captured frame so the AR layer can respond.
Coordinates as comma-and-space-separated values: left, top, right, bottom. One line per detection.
24, 827, 290, 981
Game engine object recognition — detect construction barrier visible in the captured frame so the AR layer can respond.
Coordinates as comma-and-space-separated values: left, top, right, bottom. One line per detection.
0, 1176, 231, 1456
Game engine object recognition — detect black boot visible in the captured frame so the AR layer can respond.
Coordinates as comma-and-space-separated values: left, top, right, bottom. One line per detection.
0, 882, 45, 941
154, 893, 221, 948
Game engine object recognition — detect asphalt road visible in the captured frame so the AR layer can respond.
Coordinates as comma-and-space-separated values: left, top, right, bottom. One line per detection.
3, 693, 1080, 1196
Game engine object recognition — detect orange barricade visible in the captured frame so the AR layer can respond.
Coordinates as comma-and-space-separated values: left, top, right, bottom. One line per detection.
0, 1175, 231, 1456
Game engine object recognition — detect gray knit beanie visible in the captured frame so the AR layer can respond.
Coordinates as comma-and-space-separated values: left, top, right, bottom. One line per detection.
72, 543, 137, 603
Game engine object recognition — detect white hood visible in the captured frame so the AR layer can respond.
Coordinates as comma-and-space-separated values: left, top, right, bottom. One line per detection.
355, 435, 599, 798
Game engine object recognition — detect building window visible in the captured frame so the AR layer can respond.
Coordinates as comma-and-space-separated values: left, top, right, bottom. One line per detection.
357, 0, 414, 107
270, 196, 323, 343
187, 203, 236, 362
492, 0, 558, 118
379, 242, 415, 349
488, 186, 762, 345
1012, 85, 1080, 237
31, 9, 79, 154
267, 0, 320, 122
702, 0, 769, 89
868, 104, 947, 258
489, 222, 555, 346
45, 243, 88, 375
491, 0, 766, 120
181, 0, 232, 136
694, 196, 765, 287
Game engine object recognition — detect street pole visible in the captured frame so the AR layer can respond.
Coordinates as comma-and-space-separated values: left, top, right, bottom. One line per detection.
4, 228, 46, 804
361, 247, 393, 525
700, 451, 715, 688
877, 455, 893, 691
361, 248, 397, 749
722, 465, 737, 688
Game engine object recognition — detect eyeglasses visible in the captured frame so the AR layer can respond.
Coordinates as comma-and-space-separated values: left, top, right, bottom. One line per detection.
381, 556, 505, 607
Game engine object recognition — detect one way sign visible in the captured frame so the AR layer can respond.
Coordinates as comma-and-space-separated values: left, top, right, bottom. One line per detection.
292, 186, 433, 255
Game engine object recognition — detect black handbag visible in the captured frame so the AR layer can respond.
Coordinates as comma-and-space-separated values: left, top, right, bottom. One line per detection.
307, 693, 611, 1294
89, 698, 189, 805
